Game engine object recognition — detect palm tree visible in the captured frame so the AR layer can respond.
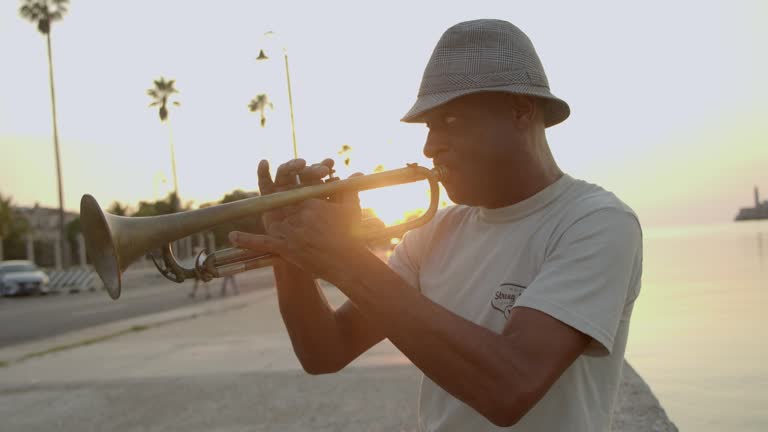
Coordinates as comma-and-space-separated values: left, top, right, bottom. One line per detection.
338, 144, 352, 167
248, 94, 273, 127
19, 0, 69, 266
107, 201, 129, 216
147, 77, 181, 212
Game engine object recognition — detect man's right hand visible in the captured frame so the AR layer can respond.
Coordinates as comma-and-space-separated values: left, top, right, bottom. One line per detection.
257, 158, 335, 230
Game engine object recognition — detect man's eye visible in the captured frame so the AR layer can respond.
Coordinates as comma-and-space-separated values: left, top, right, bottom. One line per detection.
425, 115, 458, 130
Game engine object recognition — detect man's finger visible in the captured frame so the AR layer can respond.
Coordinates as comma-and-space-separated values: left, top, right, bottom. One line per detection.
299, 164, 331, 184
299, 158, 336, 185
228, 231, 280, 254
297, 198, 326, 212
338, 172, 363, 210
257, 160, 275, 194
275, 159, 306, 186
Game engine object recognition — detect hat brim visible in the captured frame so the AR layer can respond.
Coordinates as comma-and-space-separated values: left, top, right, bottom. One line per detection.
400, 85, 570, 128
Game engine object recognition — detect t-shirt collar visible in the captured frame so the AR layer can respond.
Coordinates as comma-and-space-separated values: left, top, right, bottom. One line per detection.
477, 173, 575, 223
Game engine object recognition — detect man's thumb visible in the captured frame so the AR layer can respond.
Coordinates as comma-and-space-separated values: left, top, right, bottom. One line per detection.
228, 231, 272, 253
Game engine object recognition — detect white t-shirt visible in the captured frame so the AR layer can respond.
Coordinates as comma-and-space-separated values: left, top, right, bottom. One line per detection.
387, 174, 643, 432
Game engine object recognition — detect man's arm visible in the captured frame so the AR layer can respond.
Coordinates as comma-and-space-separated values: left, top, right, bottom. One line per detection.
234, 230, 590, 427
333, 252, 591, 427
271, 259, 385, 374
231, 201, 639, 427
266, 243, 588, 425
251, 158, 386, 373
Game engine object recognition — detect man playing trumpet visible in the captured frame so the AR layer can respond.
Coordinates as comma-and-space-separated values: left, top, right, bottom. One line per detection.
230, 19, 642, 431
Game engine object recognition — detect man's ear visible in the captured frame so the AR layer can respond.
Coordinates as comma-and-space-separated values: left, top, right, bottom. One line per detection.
506, 95, 537, 123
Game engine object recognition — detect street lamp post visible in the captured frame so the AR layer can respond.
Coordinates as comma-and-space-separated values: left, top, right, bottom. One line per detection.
283, 52, 298, 160
257, 33, 299, 161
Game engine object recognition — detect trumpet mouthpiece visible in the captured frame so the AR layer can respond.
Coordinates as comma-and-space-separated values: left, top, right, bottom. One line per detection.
433, 166, 449, 183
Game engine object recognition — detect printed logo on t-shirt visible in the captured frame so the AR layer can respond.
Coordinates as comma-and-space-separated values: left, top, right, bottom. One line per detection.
491, 283, 527, 319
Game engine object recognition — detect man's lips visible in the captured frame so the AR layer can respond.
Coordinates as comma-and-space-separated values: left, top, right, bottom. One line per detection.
432, 156, 450, 169
433, 163, 452, 183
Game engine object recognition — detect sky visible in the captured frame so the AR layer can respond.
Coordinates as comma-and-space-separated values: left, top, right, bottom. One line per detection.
1, 0, 766, 228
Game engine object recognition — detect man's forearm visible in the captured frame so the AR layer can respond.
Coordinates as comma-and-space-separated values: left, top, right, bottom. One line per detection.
335, 253, 535, 426
273, 261, 346, 373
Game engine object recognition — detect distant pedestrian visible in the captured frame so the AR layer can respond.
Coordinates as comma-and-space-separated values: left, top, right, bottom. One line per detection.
220, 274, 239, 296
189, 245, 212, 299
189, 277, 211, 299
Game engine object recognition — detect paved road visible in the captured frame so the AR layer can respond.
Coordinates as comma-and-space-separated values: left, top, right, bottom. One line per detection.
0, 265, 276, 348
0, 282, 678, 432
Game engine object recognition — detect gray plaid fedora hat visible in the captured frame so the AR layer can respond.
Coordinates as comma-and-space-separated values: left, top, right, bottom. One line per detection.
401, 19, 570, 127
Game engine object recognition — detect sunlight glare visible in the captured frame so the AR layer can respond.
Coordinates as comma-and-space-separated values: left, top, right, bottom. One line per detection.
359, 181, 438, 226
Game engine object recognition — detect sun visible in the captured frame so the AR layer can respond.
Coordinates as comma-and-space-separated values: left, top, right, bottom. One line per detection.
359, 181, 451, 227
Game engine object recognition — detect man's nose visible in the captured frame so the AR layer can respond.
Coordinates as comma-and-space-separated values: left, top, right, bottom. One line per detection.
423, 131, 446, 159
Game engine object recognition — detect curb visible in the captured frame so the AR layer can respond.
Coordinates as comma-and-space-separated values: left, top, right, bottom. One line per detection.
0, 289, 271, 367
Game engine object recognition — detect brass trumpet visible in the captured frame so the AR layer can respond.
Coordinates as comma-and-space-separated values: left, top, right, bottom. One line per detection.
81, 164, 445, 300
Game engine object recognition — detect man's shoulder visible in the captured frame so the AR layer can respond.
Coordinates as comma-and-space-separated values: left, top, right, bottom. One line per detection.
398, 205, 470, 245
562, 177, 639, 225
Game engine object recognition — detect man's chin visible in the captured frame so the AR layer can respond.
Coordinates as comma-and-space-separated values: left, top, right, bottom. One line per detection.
444, 187, 472, 206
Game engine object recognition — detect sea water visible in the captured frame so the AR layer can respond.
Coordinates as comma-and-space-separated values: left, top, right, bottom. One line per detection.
626, 220, 768, 431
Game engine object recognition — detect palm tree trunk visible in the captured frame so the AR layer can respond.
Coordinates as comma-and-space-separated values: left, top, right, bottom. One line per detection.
167, 120, 180, 212
47, 31, 68, 268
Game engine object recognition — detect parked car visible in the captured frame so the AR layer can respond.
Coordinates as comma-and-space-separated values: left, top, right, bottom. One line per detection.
0, 260, 50, 296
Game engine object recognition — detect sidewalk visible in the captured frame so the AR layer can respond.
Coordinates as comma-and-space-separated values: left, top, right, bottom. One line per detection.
0, 284, 677, 431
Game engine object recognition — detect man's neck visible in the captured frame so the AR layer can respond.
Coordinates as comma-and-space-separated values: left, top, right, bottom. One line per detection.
484, 135, 562, 209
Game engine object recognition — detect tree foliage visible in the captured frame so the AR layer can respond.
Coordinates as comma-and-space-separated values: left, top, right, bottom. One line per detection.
133, 192, 185, 217
337, 144, 352, 167
107, 201, 128, 216
207, 189, 265, 247
248, 94, 273, 127
65, 216, 81, 260
0, 193, 30, 259
147, 77, 180, 122
18, 0, 68, 34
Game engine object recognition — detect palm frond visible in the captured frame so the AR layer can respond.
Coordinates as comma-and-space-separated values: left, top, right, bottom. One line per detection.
148, 76, 180, 122
249, 94, 273, 127
19, 5, 33, 19
19, 0, 69, 33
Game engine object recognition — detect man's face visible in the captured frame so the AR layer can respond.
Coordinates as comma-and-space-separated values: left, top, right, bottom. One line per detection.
422, 93, 520, 207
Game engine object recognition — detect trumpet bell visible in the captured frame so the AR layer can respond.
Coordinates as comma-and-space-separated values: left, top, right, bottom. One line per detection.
81, 194, 122, 299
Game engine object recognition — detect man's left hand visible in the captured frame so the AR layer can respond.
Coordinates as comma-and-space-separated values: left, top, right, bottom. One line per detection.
229, 197, 371, 286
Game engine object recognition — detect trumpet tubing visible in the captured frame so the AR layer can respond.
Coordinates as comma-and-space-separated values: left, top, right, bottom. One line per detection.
81, 164, 444, 300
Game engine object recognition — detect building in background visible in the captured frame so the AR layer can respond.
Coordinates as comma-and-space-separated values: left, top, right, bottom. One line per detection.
14, 204, 79, 268
735, 186, 768, 221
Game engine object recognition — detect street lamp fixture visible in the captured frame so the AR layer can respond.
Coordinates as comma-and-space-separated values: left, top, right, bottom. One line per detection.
257, 34, 299, 161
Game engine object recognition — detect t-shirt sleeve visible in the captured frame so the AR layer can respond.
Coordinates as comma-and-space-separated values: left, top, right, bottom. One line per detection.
386, 228, 424, 291
514, 208, 642, 356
